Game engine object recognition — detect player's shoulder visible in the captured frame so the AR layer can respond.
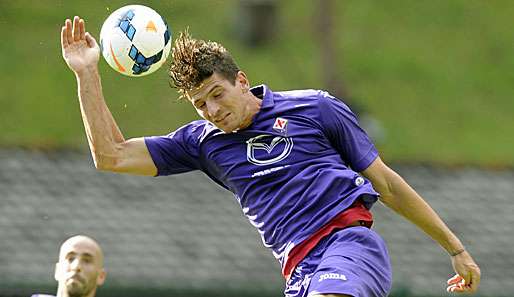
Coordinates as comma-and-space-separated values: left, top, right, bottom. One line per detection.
275, 89, 352, 109
273, 88, 328, 102
30, 294, 55, 297
173, 119, 212, 134
188, 119, 212, 130
184, 119, 224, 143
163, 119, 217, 144
272, 89, 337, 115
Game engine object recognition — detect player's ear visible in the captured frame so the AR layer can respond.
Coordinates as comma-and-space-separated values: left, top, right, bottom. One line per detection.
236, 71, 249, 92
97, 268, 107, 286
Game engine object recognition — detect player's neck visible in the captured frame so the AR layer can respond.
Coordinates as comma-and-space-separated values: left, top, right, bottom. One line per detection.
237, 93, 262, 131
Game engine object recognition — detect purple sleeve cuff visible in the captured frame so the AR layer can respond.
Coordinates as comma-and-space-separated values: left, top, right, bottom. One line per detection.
144, 136, 166, 176
352, 148, 379, 172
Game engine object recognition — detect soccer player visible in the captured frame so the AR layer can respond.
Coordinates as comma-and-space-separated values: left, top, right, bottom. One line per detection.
61, 16, 480, 297
32, 235, 106, 297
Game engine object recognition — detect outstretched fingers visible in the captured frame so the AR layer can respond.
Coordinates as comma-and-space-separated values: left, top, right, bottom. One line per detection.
61, 25, 68, 48
63, 16, 86, 46
65, 18, 73, 45
72, 16, 80, 41
79, 18, 85, 40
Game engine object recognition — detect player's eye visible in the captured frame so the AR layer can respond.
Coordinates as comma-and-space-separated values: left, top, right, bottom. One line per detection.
213, 92, 222, 98
197, 102, 206, 108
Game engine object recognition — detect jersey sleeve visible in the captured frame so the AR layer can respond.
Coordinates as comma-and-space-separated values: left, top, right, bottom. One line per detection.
319, 92, 378, 172
144, 123, 202, 176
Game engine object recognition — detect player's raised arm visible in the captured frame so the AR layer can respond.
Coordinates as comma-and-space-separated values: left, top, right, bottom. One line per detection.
361, 157, 481, 294
61, 16, 156, 176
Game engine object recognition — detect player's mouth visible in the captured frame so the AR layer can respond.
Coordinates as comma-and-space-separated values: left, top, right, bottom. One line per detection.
214, 113, 230, 124
67, 273, 84, 283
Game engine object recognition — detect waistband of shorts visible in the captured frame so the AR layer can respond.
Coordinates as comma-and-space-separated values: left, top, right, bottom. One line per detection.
282, 201, 373, 279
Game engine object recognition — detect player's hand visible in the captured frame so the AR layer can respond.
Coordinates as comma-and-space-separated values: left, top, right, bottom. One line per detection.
446, 250, 481, 294
61, 16, 100, 74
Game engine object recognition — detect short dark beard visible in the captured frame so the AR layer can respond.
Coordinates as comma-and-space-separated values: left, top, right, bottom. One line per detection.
67, 282, 91, 297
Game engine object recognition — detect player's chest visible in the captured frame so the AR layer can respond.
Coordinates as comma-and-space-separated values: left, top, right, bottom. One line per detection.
200, 117, 334, 177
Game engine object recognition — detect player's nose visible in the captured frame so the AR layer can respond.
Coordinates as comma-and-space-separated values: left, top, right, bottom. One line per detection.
69, 259, 82, 271
206, 101, 221, 119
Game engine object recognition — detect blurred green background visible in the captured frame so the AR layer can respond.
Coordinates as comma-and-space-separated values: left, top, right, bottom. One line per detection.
0, 0, 513, 165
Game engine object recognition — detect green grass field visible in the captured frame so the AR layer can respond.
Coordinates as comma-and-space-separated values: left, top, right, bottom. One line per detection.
0, 0, 513, 166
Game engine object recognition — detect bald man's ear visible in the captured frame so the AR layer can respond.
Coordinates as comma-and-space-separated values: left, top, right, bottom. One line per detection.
97, 269, 107, 286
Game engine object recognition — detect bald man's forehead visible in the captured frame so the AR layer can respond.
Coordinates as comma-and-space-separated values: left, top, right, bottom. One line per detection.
59, 236, 104, 264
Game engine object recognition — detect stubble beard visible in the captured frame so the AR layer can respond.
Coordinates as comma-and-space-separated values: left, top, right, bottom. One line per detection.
66, 278, 92, 297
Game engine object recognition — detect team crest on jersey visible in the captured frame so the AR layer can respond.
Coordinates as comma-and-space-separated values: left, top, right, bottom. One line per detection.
273, 117, 288, 134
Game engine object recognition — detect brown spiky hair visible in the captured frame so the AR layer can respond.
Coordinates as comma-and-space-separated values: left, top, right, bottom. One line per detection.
169, 29, 240, 98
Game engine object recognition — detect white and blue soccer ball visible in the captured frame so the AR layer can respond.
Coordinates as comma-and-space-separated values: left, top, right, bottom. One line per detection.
99, 5, 172, 77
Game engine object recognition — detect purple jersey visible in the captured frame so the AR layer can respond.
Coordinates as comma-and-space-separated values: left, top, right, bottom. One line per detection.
145, 85, 380, 267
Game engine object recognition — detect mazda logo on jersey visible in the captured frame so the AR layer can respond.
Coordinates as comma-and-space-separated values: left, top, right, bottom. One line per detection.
246, 134, 294, 166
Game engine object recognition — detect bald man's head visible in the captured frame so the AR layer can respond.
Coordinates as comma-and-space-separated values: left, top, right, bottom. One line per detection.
55, 235, 106, 297
58, 235, 104, 266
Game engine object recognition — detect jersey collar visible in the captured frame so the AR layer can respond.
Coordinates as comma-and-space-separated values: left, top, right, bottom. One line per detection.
250, 84, 274, 109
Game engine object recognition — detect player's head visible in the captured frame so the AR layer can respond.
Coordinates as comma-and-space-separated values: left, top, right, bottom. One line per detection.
54, 235, 106, 297
169, 29, 240, 97
169, 30, 260, 133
